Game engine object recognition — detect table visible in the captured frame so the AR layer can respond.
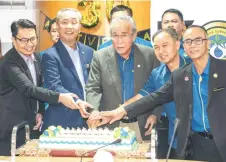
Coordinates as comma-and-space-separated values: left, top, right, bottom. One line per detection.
0, 156, 205, 162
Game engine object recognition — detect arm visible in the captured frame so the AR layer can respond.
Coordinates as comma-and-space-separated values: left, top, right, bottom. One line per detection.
5, 61, 83, 111
5, 62, 59, 104
122, 94, 143, 107
122, 70, 164, 117
122, 70, 156, 107
86, 52, 102, 111
139, 71, 163, 119
125, 75, 174, 118
92, 67, 174, 126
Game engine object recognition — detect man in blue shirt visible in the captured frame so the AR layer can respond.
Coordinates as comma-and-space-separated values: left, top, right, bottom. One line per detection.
98, 5, 152, 49
117, 28, 190, 158
161, 8, 188, 58
154, 8, 189, 158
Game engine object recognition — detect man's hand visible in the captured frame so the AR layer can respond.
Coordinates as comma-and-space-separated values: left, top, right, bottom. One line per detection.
89, 107, 127, 126
33, 113, 43, 130
145, 115, 157, 136
87, 111, 101, 128
77, 100, 94, 118
58, 93, 79, 109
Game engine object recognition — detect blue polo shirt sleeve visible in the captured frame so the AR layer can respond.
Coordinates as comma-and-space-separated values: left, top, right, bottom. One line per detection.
98, 40, 113, 50
139, 71, 156, 96
135, 37, 153, 48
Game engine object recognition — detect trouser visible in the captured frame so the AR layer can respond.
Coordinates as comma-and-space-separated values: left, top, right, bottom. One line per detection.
189, 132, 223, 162
119, 121, 142, 142
156, 116, 169, 159
169, 148, 178, 159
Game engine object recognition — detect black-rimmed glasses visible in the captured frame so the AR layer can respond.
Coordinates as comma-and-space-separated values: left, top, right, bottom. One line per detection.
183, 38, 208, 46
14, 36, 38, 44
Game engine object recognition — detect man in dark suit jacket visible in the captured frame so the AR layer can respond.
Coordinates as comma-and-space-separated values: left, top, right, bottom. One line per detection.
92, 25, 226, 162
0, 19, 87, 156
41, 8, 94, 130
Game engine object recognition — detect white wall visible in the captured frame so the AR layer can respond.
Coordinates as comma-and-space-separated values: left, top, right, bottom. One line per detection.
151, 0, 225, 36
0, 0, 36, 55
151, 0, 226, 59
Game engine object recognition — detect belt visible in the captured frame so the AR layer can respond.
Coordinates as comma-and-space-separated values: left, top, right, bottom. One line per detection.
121, 117, 137, 123
196, 131, 213, 139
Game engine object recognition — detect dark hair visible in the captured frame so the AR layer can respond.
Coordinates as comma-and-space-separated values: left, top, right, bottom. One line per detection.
162, 8, 184, 21
48, 18, 57, 33
110, 5, 133, 19
152, 28, 179, 42
11, 19, 36, 37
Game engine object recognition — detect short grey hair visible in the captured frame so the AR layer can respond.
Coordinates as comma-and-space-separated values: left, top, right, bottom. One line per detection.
56, 8, 82, 22
110, 16, 137, 35
152, 28, 179, 42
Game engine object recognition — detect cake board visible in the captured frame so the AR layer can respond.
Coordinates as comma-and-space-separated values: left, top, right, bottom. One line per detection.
16, 139, 153, 159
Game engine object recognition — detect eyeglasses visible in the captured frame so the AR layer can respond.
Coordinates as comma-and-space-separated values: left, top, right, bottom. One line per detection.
183, 38, 208, 46
111, 33, 132, 40
14, 36, 38, 44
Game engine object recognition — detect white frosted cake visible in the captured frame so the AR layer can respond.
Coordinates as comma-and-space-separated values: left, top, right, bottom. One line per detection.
39, 126, 137, 151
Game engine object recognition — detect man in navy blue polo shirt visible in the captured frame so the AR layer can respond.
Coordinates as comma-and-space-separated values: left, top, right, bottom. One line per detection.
161, 8, 188, 58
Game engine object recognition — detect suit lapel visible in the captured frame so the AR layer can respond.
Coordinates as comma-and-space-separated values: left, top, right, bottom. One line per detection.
106, 47, 122, 102
77, 42, 88, 83
33, 54, 41, 85
133, 44, 144, 93
12, 48, 34, 83
179, 64, 193, 116
207, 56, 222, 110
55, 40, 81, 85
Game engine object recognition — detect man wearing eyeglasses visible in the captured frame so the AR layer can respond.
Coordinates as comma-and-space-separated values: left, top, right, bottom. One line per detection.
0, 19, 91, 155
93, 25, 226, 162
41, 8, 94, 131
86, 16, 159, 141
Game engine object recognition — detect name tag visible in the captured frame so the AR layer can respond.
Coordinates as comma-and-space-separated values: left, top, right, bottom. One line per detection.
213, 87, 225, 92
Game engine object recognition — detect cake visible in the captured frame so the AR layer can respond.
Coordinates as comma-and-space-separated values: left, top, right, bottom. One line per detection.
39, 126, 137, 151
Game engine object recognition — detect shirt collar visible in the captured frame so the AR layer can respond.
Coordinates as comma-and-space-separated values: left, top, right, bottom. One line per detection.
161, 55, 186, 72
61, 40, 79, 53
117, 46, 134, 61
179, 55, 187, 67
192, 56, 210, 75
18, 52, 35, 63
